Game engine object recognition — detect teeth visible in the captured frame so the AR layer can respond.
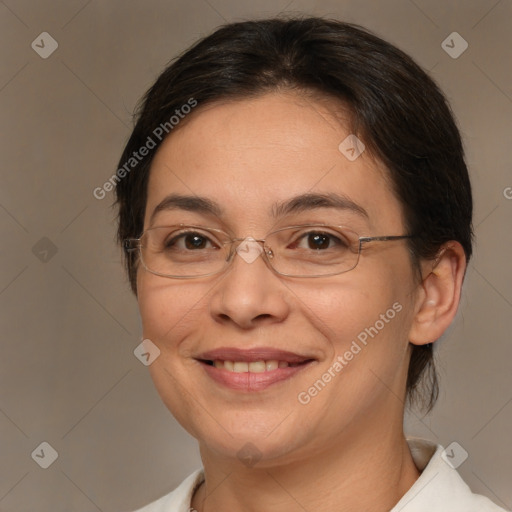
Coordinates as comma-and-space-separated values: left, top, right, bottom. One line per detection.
233, 362, 249, 373
249, 361, 266, 373
212, 359, 291, 373
266, 360, 278, 371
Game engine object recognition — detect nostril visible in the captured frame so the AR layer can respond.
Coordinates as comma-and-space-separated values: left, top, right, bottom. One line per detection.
255, 313, 272, 321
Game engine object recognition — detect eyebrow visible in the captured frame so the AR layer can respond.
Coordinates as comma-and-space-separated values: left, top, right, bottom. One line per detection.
149, 192, 369, 225
150, 194, 222, 225
271, 192, 369, 219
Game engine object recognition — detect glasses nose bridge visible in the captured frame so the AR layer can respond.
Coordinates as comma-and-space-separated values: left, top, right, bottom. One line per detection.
228, 235, 268, 250
225, 235, 273, 268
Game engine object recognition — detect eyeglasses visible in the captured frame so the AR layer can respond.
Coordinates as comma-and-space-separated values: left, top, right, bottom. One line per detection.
124, 224, 414, 279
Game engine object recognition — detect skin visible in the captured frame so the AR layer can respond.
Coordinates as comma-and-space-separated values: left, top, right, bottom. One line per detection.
136, 91, 466, 512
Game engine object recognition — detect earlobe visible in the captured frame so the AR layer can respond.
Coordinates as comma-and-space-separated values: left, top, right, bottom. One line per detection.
409, 242, 467, 346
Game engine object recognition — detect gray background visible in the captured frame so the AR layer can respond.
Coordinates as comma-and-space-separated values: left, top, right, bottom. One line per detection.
0, 0, 511, 511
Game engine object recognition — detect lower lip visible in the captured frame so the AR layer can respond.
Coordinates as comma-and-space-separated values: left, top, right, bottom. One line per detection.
199, 361, 313, 391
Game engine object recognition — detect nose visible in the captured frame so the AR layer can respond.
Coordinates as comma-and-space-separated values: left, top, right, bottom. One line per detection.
208, 239, 290, 329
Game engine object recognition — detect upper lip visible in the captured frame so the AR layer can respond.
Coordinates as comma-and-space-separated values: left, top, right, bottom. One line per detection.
196, 347, 315, 364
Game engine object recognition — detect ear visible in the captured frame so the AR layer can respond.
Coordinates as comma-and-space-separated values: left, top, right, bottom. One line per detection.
409, 241, 467, 346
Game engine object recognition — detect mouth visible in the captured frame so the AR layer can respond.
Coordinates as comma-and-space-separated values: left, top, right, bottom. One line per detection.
195, 347, 316, 391
201, 359, 309, 372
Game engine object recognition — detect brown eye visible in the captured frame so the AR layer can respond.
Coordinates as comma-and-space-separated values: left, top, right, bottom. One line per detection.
307, 233, 331, 250
292, 231, 348, 251
164, 232, 216, 251
184, 234, 209, 250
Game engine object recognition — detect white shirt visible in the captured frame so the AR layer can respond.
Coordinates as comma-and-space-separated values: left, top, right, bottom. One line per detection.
131, 438, 509, 512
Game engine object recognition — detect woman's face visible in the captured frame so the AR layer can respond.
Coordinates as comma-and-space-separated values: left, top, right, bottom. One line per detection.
137, 92, 420, 465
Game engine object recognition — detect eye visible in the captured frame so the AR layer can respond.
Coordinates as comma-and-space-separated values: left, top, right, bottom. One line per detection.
304, 233, 331, 250
164, 231, 217, 251
292, 230, 349, 251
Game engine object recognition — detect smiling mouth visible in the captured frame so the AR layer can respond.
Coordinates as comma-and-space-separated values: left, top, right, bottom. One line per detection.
196, 347, 316, 390
201, 359, 313, 373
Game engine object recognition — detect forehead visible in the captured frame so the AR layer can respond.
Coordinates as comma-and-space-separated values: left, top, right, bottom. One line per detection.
145, 92, 404, 232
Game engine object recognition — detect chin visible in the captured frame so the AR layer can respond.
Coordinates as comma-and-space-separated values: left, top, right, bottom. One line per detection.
189, 410, 312, 464
198, 430, 303, 467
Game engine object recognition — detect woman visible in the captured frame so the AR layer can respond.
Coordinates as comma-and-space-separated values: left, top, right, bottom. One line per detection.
116, 17, 507, 512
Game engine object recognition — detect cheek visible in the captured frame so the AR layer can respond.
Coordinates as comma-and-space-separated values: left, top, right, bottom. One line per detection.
136, 274, 208, 436
303, 274, 404, 334
137, 272, 205, 347
296, 256, 415, 369
291, 271, 413, 424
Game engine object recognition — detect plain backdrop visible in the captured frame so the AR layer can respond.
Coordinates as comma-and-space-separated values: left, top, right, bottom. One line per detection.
0, 1, 511, 511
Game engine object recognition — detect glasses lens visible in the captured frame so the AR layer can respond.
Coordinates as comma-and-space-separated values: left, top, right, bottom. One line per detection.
141, 226, 228, 277
266, 225, 360, 277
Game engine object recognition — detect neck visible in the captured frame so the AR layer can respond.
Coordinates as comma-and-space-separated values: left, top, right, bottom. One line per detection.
192, 415, 420, 512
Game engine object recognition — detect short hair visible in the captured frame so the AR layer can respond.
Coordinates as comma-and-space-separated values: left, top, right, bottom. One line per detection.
115, 16, 473, 412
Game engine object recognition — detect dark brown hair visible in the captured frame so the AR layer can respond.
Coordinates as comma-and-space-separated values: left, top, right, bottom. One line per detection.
115, 16, 473, 412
